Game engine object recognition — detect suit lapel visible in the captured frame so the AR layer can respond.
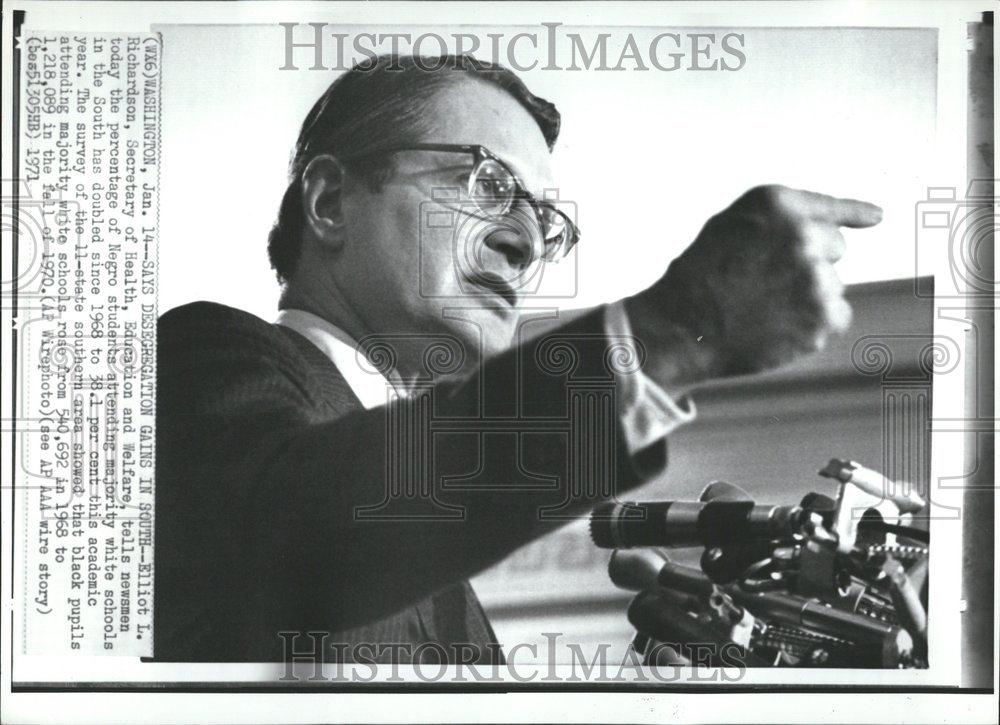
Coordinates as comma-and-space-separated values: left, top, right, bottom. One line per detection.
273, 322, 501, 660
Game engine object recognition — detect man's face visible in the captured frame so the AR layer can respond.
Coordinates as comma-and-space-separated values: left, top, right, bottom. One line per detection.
335, 78, 557, 365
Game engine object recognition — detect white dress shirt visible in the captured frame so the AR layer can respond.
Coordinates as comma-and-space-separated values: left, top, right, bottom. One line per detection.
275, 300, 696, 454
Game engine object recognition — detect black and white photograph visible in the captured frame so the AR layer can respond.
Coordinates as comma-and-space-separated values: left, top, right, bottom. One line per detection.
0, 2, 995, 723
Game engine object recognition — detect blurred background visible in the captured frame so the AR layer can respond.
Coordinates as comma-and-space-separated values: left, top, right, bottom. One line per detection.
156, 24, 938, 663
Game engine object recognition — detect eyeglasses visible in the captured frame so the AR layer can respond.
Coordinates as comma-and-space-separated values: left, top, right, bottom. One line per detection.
345, 143, 579, 262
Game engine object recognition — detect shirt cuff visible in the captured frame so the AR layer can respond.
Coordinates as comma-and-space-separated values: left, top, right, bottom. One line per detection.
604, 300, 697, 454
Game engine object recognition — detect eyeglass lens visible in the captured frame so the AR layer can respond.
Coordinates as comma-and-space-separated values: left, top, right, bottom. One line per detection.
468, 158, 574, 260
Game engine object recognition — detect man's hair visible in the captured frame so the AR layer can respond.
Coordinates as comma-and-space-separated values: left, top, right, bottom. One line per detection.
267, 54, 561, 283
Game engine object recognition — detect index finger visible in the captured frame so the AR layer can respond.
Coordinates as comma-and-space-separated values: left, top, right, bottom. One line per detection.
797, 190, 884, 229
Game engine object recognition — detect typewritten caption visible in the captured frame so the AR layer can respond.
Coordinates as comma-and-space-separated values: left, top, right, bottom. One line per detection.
18, 33, 161, 656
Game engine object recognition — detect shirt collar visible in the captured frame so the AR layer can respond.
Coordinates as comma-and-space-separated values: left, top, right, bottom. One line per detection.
274, 308, 398, 410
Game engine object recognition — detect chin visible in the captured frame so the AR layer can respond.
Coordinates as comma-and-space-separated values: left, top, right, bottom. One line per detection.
438, 312, 517, 367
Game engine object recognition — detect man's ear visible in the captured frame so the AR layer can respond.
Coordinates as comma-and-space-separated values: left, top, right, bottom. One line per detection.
301, 154, 348, 252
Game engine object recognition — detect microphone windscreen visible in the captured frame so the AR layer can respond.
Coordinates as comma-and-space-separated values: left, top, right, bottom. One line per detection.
608, 548, 667, 591
699, 480, 754, 502
627, 591, 726, 661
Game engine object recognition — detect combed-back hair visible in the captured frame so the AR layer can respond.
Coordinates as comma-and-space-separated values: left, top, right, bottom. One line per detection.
267, 53, 561, 283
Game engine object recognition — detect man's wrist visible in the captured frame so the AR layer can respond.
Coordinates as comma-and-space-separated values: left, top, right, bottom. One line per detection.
603, 300, 698, 456
624, 289, 717, 398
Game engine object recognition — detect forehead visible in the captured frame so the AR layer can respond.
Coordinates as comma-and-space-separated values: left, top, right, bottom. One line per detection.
420, 77, 555, 191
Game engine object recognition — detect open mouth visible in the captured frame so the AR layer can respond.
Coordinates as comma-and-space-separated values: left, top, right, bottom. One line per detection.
467, 271, 519, 309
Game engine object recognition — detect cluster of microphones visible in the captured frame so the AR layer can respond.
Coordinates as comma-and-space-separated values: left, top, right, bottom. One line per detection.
589, 461, 928, 668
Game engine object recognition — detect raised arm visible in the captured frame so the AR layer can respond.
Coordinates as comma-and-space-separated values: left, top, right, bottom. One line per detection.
154, 302, 664, 654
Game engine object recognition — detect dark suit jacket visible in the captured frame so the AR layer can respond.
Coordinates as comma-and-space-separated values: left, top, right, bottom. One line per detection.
153, 301, 666, 662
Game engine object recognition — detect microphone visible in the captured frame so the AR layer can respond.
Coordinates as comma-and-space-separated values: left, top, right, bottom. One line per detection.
626, 591, 742, 667
590, 499, 813, 549
609, 549, 914, 667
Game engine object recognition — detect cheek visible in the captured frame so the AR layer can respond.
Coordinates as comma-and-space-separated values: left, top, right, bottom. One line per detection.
349, 190, 466, 318
412, 205, 467, 297
349, 190, 423, 277
421, 228, 461, 287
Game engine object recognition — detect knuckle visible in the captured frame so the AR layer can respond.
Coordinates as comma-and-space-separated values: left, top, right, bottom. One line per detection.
833, 298, 853, 331
741, 184, 791, 212
829, 230, 847, 261
815, 294, 852, 337
811, 330, 830, 353
790, 221, 820, 256
813, 260, 844, 295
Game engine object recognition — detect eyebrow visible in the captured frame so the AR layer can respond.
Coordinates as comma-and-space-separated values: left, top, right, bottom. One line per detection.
489, 152, 553, 203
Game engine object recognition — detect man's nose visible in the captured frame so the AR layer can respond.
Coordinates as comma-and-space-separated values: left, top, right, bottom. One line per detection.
481, 204, 543, 271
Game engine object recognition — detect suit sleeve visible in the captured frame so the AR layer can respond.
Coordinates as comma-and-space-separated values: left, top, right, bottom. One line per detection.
155, 303, 667, 639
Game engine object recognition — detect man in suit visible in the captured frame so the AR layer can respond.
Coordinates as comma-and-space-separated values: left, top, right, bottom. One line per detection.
154, 54, 882, 663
